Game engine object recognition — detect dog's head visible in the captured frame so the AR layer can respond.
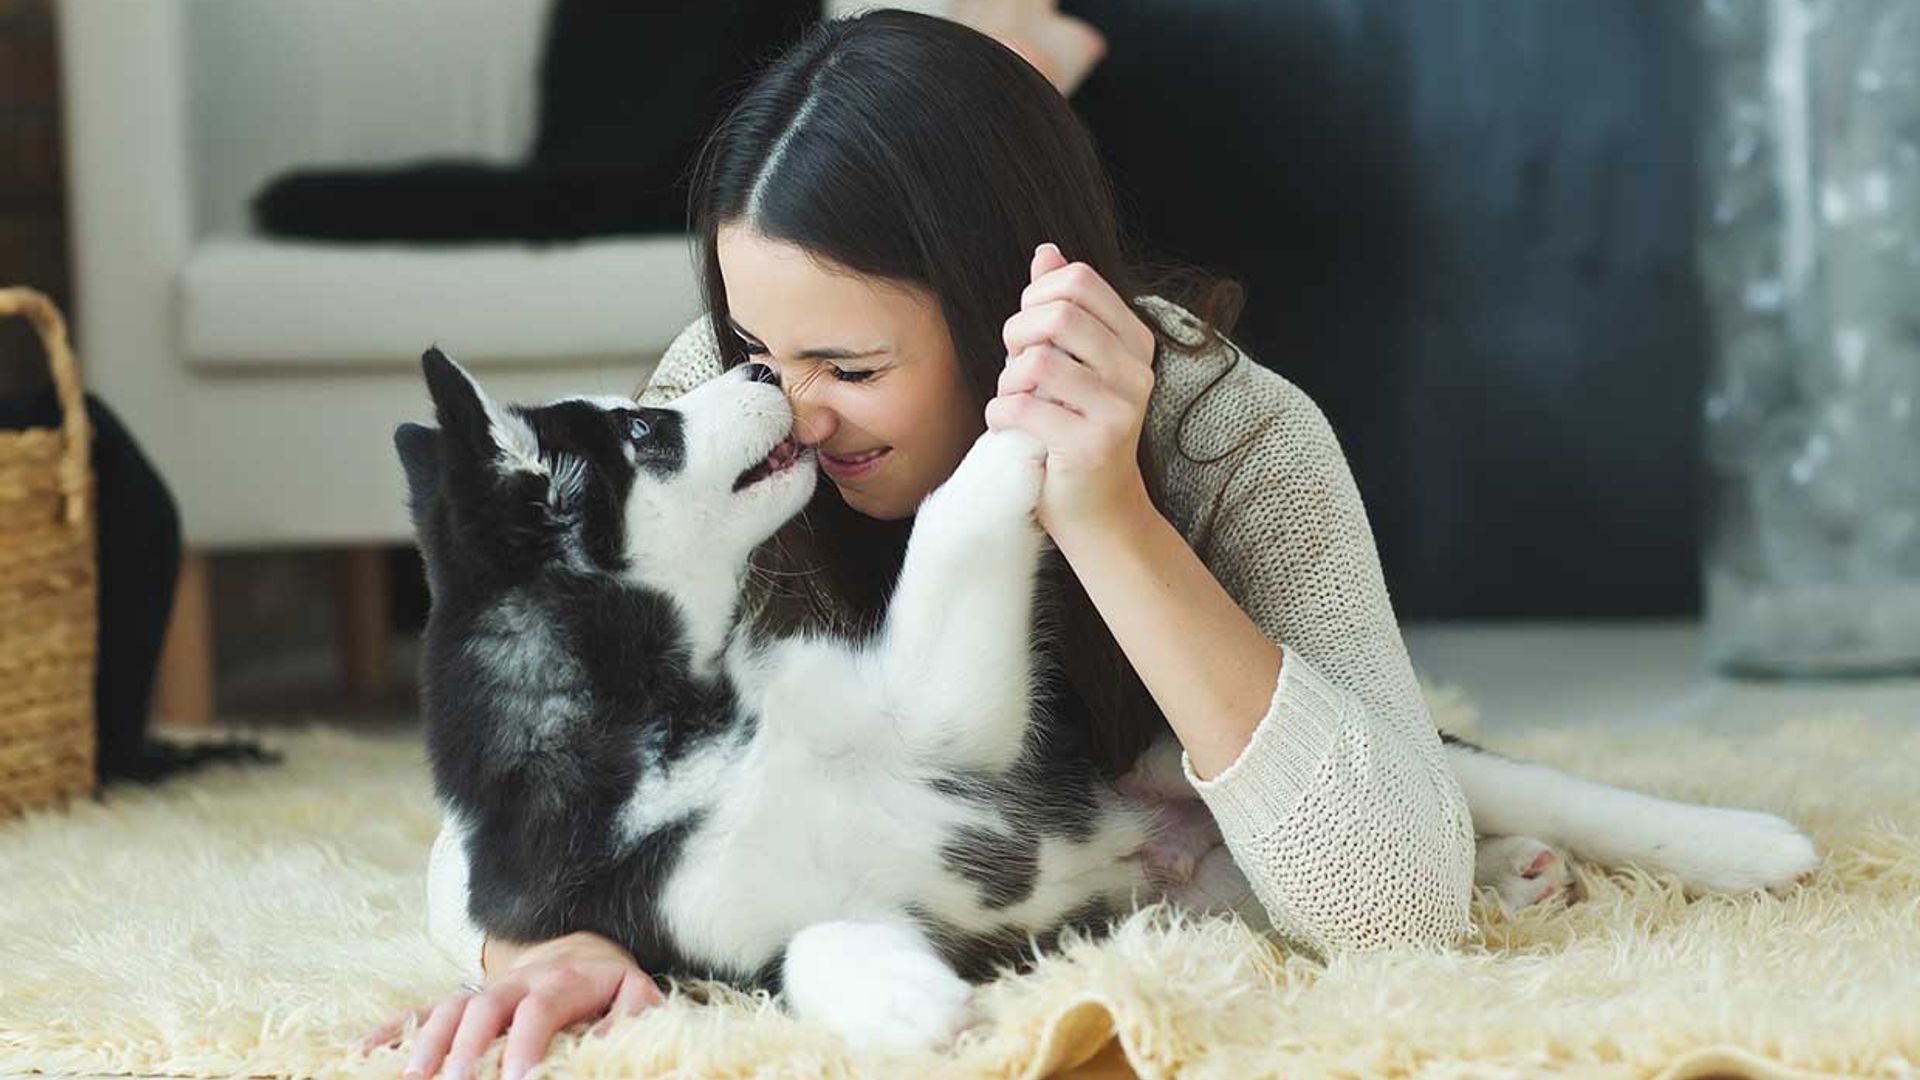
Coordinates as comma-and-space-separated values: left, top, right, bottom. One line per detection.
395, 347, 815, 599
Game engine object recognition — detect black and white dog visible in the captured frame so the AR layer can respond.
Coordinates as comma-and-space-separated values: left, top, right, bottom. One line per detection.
398, 349, 1169, 1051
396, 347, 1819, 1051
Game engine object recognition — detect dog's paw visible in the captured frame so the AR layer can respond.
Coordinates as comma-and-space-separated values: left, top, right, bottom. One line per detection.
1668, 807, 1820, 895
783, 921, 973, 1055
1476, 835, 1578, 912
924, 429, 1047, 532
1135, 797, 1223, 886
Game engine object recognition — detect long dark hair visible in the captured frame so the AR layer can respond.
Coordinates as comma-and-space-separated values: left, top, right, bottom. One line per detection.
687, 9, 1242, 777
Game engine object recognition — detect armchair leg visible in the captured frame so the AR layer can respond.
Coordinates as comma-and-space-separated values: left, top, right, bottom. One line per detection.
156, 550, 215, 726
337, 546, 390, 700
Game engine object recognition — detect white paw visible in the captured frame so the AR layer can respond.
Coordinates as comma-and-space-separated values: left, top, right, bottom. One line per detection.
924, 429, 1046, 531
1134, 797, 1222, 886
1476, 835, 1578, 912
1164, 845, 1269, 933
783, 921, 973, 1055
1664, 807, 1820, 894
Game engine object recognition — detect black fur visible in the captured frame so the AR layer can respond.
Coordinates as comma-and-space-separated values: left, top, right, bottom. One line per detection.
401, 349, 742, 979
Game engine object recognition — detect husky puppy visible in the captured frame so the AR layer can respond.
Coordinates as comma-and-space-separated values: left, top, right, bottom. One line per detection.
398, 348, 1161, 1051
397, 346, 1820, 1050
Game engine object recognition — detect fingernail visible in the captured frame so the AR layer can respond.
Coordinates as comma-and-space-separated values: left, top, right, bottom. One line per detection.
401, 1068, 424, 1080
444, 1060, 470, 1080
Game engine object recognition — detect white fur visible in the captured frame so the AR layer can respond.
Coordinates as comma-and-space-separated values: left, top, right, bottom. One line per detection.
616, 367, 818, 675
782, 920, 974, 1054
637, 428, 1151, 1048
1446, 744, 1820, 895
486, 400, 548, 477
870, 429, 1050, 772
1474, 835, 1577, 911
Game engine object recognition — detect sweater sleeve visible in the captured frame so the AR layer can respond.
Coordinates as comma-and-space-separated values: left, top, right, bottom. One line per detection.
426, 813, 487, 980
1175, 368, 1477, 958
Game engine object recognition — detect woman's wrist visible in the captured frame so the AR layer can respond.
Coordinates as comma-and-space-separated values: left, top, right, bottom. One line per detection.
1047, 474, 1162, 562
480, 933, 516, 976
484, 930, 637, 978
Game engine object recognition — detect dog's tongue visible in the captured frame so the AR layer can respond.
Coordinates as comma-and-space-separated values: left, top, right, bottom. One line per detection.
734, 437, 802, 492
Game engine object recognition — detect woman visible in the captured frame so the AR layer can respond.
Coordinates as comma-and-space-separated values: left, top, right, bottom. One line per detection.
370, 11, 1475, 1079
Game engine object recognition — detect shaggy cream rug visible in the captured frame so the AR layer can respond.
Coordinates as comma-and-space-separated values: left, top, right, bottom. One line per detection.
0, 690, 1915, 1080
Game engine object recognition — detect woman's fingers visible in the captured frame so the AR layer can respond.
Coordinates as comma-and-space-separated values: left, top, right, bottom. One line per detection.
1002, 299, 1142, 388
1030, 241, 1070, 284
360, 1004, 430, 1053
1022, 252, 1146, 355
498, 989, 576, 1080
434, 985, 523, 1080
985, 389, 1083, 446
589, 968, 668, 1038
999, 344, 1108, 418
403, 993, 478, 1078
386, 932, 648, 1080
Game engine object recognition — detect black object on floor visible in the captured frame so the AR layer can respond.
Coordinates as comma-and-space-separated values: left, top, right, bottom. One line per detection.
0, 384, 281, 787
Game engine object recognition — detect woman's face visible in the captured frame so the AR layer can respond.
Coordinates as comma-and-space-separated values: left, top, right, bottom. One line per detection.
717, 224, 984, 520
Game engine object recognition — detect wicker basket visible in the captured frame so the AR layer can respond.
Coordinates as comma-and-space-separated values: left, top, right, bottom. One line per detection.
0, 286, 98, 821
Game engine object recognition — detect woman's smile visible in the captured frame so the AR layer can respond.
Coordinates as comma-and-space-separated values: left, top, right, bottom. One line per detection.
818, 445, 893, 481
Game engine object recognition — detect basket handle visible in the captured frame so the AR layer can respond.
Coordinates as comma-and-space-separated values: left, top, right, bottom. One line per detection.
0, 287, 91, 528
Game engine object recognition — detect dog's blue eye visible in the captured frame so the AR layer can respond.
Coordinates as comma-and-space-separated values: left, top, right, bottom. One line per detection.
628, 414, 652, 441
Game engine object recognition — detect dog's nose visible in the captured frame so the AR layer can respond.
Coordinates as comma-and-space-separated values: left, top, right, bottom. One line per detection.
744, 362, 780, 387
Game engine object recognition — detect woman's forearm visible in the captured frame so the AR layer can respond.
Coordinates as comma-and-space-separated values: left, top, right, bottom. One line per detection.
1051, 494, 1284, 780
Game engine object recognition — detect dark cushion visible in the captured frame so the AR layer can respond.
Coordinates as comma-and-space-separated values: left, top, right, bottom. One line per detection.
252, 0, 817, 243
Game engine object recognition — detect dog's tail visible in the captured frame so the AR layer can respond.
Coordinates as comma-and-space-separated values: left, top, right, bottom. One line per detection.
1439, 734, 1818, 894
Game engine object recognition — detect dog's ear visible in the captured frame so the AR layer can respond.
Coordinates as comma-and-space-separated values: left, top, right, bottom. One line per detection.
420, 346, 545, 477
421, 347, 495, 457
394, 422, 442, 521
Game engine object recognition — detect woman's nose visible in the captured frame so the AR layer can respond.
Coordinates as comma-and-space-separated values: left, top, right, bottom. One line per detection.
744, 362, 780, 387
789, 395, 837, 447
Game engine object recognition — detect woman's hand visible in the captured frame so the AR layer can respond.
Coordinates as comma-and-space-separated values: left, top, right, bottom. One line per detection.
359, 931, 664, 1080
987, 242, 1160, 539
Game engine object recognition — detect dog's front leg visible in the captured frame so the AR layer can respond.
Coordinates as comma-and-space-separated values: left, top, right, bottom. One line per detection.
873, 429, 1048, 772
781, 919, 973, 1053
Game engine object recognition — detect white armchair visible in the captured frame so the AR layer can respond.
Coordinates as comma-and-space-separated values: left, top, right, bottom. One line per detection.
57, 0, 705, 717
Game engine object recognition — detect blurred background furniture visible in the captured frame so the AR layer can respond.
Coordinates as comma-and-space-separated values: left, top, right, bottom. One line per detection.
57, 0, 713, 721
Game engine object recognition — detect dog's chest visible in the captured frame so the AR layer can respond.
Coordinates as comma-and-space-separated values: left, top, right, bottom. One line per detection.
636, 722, 997, 977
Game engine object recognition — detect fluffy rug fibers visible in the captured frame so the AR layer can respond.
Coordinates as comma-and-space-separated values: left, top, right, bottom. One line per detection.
0, 692, 1915, 1079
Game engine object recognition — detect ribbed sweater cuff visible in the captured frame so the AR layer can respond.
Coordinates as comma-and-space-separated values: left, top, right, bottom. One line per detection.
1181, 643, 1353, 831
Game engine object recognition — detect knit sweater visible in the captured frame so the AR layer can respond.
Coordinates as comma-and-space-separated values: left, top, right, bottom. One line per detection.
423, 295, 1478, 977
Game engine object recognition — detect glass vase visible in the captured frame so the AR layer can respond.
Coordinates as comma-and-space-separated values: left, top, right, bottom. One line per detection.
1695, 0, 1920, 677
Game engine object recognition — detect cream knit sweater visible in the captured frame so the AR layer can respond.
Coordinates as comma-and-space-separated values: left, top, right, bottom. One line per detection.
423, 295, 1478, 977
